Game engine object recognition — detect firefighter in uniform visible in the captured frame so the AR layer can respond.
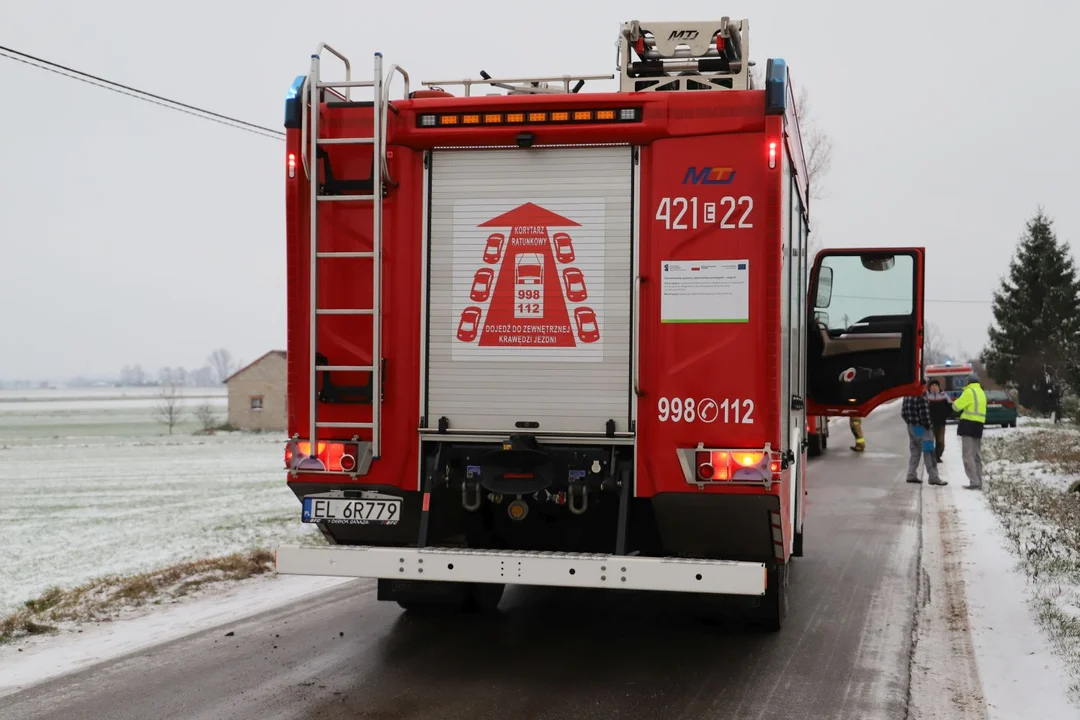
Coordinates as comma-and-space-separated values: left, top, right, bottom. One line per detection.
951, 376, 987, 489
849, 416, 865, 452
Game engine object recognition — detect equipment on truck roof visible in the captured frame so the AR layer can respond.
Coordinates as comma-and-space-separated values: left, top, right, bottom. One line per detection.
619, 18, 751, 92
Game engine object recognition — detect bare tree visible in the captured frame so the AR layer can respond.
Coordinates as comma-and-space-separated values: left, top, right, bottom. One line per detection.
155, 379, 184, 435
923, 323, 947, 365
192, 365, 215, 387
795, 88, 833, 204
208, 349, 237, 384
750, 67, 833, 258
795, 90, 833, 259
193, 401, 219, 434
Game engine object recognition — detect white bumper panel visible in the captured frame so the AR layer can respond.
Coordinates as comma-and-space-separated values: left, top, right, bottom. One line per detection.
275, 545, 767, 596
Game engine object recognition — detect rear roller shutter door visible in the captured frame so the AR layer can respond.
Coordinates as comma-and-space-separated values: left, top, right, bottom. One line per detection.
425, 146, 634, 435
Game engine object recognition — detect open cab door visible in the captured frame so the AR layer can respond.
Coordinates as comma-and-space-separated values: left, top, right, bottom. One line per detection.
806, 248, 926, 417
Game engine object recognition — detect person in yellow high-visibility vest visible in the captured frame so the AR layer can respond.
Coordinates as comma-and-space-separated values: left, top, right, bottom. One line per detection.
952, 376, 987, 489
849, 416, 865, 452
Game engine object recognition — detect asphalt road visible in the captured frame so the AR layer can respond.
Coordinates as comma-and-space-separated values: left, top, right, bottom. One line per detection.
1, 408, 922, 720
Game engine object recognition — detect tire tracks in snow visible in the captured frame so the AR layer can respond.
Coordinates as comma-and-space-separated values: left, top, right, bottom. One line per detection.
907, 482, 988, 719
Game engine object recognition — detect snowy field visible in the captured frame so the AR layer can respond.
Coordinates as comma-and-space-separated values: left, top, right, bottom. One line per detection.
978, 420, 1080, 705
0, 387, 322, 614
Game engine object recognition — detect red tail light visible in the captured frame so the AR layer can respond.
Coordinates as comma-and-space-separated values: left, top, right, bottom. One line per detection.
695, 448, 781, 483
1001, 400, 1015, 408
768, 140, 777, 169
287, 152, 297, 179
285, 440, 357, 473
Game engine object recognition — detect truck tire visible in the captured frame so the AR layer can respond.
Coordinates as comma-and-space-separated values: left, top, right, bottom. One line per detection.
396, 598, 461, 614
807, 433, 822, 457
465, 582, 505, 613
792, 528, 804, 557
395, 582, 505, 615
752, 563, 789, 631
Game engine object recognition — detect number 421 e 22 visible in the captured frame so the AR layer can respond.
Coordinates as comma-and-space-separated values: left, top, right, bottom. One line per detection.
655, 196, 753, 231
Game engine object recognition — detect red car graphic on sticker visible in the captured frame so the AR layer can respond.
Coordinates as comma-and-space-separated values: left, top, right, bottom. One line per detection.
553, 232, 575, 263
574, 307, 599, 343
562, 267, 587, 302
483, 233, 505, 264
470, 268, 495, 302
515, 253, 544, 285
457, 306, 483, 342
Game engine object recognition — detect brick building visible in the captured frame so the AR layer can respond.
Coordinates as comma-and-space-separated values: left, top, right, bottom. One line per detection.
224, 350, 286, 431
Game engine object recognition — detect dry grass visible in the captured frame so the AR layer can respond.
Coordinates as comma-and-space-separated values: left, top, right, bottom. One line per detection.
983, 429, 1080, 699
985, 430, 1080, 476
0, 548, 274, 645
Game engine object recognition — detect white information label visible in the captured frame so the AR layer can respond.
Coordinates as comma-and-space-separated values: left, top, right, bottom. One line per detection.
660, 260, 750, 324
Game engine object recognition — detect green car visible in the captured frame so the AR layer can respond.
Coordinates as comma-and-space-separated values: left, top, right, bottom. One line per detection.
985, 390, 1018, 428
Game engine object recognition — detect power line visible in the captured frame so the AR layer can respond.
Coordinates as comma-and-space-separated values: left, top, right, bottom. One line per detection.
833, 294, 990, 305
0, 44, 285, 142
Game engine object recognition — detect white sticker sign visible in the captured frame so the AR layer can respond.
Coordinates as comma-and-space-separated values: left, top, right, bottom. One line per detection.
451, 199, 606, 362
660, 260, 750, 324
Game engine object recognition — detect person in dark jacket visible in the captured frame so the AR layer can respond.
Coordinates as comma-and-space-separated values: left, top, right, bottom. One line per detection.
902, 383, 944, 485
926, 380, 951, 463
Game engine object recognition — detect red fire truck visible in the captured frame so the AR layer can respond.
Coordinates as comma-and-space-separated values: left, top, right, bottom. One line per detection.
274, 18, 927, 630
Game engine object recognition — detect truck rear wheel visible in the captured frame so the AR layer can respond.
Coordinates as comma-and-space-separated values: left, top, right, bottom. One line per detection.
393, 581, 505, 615
752, 563, 789, 631
466, 582, 505, 612
807, 433, 822, 457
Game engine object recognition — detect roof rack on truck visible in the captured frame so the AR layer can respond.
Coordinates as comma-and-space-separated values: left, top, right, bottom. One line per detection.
417, 72, 614, 97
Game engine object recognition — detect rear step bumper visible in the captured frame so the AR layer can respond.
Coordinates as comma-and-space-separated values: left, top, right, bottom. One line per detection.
275, 545, 767, 596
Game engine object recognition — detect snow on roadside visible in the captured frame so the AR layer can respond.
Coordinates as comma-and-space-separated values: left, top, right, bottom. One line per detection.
0, 573, 358, 699
0, 432, 323, 614
917, 426, 1079, 717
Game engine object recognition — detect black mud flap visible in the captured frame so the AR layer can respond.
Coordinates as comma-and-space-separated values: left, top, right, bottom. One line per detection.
379, 578, 470, 604
378, 579, 504, 614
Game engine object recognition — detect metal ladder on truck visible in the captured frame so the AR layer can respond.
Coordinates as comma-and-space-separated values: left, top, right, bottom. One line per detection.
300, 45, 409, 469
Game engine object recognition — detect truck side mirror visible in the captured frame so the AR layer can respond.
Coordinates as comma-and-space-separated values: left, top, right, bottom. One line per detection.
814, 266, 833, 307
860, 254, 896, 272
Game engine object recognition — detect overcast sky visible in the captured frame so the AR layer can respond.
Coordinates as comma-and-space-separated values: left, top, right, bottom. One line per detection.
1, 0, 1076, 380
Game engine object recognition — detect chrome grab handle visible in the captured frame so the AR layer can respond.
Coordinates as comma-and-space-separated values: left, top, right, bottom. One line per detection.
380, 64, 411, 185
633, 275, 643, 397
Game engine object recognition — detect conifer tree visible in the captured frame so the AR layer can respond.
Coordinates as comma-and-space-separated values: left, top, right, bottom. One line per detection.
982, 209, 1080, 412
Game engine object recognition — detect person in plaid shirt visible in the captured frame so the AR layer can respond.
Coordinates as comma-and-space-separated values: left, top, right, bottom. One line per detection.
902, 381, 944, 485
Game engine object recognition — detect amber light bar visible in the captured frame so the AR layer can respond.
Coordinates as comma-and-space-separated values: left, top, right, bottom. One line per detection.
416, 107, 641, 128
